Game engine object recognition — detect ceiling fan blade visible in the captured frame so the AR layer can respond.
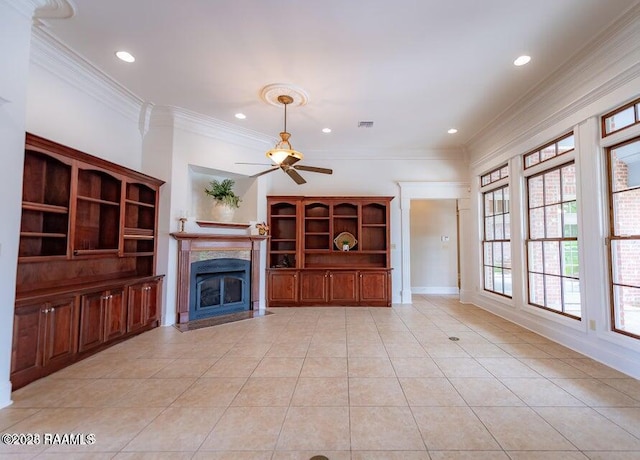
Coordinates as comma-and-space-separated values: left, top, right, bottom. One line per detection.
281, 155, 301, 166
250, 166, 280, 178
293, 165, 333, 175
284, 167, 306, 184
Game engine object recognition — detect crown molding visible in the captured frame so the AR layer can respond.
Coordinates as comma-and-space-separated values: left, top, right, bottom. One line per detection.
30, 26, 144, 123
169, 106, 275, 150
301, 147, 467, 161
468, 2, 640, 167
34, 0, 74, 20
2, 0, 74, 20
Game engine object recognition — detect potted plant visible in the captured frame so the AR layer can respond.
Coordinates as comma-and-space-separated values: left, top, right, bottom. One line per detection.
342, 239, 350, 251
205, 178, 241, 222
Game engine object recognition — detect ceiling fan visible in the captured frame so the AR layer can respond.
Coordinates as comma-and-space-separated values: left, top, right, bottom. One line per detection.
244, 94, 333, 185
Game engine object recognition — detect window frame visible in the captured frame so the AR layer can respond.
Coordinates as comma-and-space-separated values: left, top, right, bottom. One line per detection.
523, 133, 575, 170
602, 97, 640, 138
481, 181, 512, 298
605, 135, 640, 340
524, 140, 581, 320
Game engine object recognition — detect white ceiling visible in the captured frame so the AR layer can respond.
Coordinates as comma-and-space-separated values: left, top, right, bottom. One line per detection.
41, 0, 638, 158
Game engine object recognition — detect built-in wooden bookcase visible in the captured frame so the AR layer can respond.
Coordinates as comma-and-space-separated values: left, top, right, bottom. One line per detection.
268, 199, 299, 269
123, 182, 157, 276
267, 196, 393, 307
74, 167, 122, 255
12, 133, 165, 390
19, 150, 72, 260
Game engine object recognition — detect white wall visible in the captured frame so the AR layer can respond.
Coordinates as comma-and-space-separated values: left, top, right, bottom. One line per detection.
0, 0, 35, 408
465, 6, 640, 378
27, 29, 143, 170
410, 200, 458, 294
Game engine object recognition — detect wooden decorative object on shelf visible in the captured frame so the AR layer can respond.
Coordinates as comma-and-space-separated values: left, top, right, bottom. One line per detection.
266, 195, 393, 307
11, 133, 165, 390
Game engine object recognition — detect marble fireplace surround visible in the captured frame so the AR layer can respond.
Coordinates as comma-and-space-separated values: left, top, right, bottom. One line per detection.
171, 233, 268, 323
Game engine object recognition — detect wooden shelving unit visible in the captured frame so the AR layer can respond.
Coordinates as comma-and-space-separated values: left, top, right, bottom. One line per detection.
266, 196, 393, 307
12, 133, 165, 390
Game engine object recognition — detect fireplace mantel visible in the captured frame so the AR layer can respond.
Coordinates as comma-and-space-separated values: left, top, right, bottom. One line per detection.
171, 233, 268, 323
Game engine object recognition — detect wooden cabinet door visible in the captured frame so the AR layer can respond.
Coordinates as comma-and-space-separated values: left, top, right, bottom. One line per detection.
359, 271, 389, 305
127, 283, 146, 333
78, 292, 105, 352
104, 289, 126, 341
268, 271, 298, 304
145, 280, 160, 325
329, 271, 358, 304
43, 297, 77, 366
11, 304, 45, 377
299, 270, 328, 304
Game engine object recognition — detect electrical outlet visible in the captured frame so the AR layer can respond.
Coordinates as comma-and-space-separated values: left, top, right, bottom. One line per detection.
589, 320, 596, 331
441, 236, 450, 242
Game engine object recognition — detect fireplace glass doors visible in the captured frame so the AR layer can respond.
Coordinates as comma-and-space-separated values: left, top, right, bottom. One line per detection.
189, 258, 250, 320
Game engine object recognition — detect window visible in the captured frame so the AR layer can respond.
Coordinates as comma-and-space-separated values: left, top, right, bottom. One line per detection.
603, 97, 640, 137
482, 165, 511, 297
481, 164, 509, 186
607, 137, 640, 338
524, 134, 575, 169
526, 161, 581, 318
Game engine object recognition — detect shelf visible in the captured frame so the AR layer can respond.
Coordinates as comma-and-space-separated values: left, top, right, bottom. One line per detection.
195, 220, 252, 229
124, 227, 154, 237
122, 251, 155, 257
125, 199, 155, 208
271, 238, 296, 242
270, 250, 297, 254
22, 201, 68, 214
271, 215, 297, 219
77, 195, 120, 206
305, 232, 330, 236
124, 234, 155, 240
333, 215, 358, 218
18, 255, 68, 263
20, 232, 67, 238
73, 248, 120, 256
304, 217, 330, 220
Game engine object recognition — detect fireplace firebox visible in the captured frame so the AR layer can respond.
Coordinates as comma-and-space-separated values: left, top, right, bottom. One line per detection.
189, 258, 250, 320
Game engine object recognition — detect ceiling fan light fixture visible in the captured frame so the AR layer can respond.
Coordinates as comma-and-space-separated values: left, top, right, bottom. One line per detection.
266, 132, 304, 164
265, 95, 304, 164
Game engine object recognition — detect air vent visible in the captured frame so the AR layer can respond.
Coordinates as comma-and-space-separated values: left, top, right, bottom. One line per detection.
358, 121, 374, 128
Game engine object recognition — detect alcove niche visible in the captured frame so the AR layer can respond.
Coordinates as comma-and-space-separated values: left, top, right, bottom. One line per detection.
186, 164, 264, 228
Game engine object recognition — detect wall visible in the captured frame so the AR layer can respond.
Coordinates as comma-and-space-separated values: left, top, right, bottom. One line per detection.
410, 200, 458, 294
27, 29, 144, 170
0, 0, 34, 408
465, 6, 640, 378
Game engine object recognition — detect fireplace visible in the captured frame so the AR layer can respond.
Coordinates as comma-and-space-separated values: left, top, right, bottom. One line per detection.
190, 258, 250, 320
171, 233, 268, 323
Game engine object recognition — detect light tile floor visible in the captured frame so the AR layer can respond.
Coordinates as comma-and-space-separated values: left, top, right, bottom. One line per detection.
2, 295, 640, 459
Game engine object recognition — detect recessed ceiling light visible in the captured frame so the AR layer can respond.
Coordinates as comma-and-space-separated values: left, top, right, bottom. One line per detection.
513, 55, 531, 66
115, 51, 135, 63
448, 128, 458, 134
322, 128, 332, 133
235, 113, 246, 120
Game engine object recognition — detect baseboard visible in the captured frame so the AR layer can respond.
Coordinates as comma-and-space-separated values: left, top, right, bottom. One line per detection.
412, 286, 460, 295
0, 380, 13, 409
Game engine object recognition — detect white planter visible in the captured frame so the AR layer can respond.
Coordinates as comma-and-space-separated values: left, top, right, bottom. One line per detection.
212, 202, 236, 222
